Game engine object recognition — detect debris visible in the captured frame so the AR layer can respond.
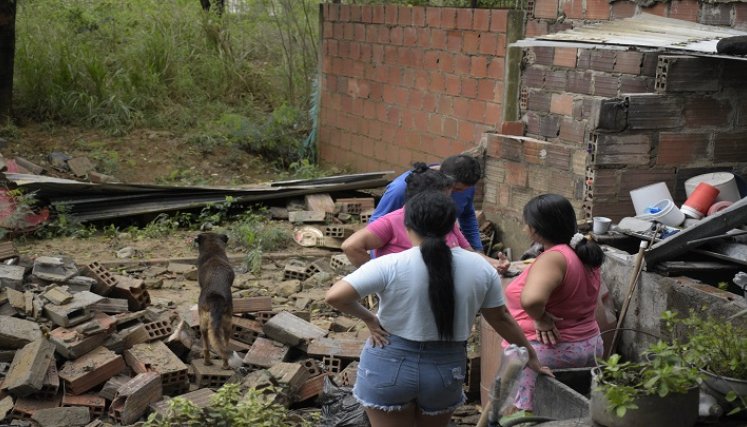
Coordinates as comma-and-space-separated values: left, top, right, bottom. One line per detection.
305, 337, 364, 359
44, 291, 104, 327
0, 265, 25, 289
243, 337, 290, 368
191, 359, 234, 388
124, 341, 189, 394
31, 407, 90, 427
109, 372, 162, 425
0, 315, 43, 349
305, 193, 336, 213
61, 393, 106, 419
334, 197, 375, 214
58, 346, 126, 394
263, 311, 327, 347
149, 388, 215, 418
289, 210, 327, 223
43, 286, 74, 305
66, 157, 95, 178
32, 256, 78, 282
14, 157, 45, 175
268, 362, 309, 392
4, 338, 56, 397
233, 296, 272, 313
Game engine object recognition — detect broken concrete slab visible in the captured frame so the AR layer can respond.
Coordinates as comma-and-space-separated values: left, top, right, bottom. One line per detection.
0, 265, 26, 290
5, 338, 56, 397
109, 371, 162, 425
66, 276, 97, 293
44, 291, 104, 327
43, 286, 73, 305
58, 346, 126, 395
288, 210, 327, 223
263, 311, 327, 347
105, 323, 149, 353
31, 406, 90, 427
32, 256, 78, 282
0, 315, 43, 349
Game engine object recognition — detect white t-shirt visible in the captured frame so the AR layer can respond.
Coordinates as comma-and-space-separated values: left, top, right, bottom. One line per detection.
343, 247, 505, 342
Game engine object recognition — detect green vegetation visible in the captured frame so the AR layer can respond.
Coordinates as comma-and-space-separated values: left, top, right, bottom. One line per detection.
144, 383, 316, 427
15, 0, 319, 163
341, 0, 523, 7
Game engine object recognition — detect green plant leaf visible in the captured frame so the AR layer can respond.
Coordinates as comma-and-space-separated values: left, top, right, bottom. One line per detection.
726, 390, 738, 402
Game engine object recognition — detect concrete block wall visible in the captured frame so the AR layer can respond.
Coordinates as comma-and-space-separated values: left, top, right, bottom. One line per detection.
319, 4, 512, 173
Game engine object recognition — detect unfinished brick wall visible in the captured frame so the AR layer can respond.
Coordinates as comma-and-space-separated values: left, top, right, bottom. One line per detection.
525, 0, 747, 37
318, 4, 511, 173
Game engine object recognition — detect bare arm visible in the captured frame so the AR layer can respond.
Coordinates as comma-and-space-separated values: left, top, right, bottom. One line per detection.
520, 250, 566, 344
481, 305, 553, 376
341, 228, 384, 268
325, 279, 389, 346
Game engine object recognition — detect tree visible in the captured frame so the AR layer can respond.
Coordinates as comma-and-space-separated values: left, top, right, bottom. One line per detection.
200, 0, 225, 14
0, 0, 16, 124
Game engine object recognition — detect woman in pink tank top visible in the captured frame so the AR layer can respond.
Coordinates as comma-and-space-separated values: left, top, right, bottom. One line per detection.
503, 194, 605, 415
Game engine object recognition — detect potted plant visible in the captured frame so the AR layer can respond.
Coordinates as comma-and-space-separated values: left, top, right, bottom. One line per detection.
590, 341, 700, 427
664, 310, 747, 414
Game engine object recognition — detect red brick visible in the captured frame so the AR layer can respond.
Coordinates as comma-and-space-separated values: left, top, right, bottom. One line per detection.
485, 102, 502, 125
458, 121, 477, 143
350, 5, 361, 22
328, 4, 339, 22
398, 7, 412, 26
525, 19, 549, 37
446, 30, 462, 51
418, 27, 431, 46
473, 9, 490, 31
377, 26, 390, 44
469, 101, 487, 123
477, 79, 498, 101
439, 53, 455, 73
589, 50, 616, 72
479, 33, 499, 55
430, 29, 446, 49
550, 93, 574, 116
714, 131, 747, 162
384, 4, 398, 24
545, 70, 567, 92
553, 48, 577, 68
426, 7, 441, 27
527, 91, 551, 112
699, 3, 731, 26
443, 117, 458, 138
614, 51, 643, 74
340, 6, 350, 22
444, 74, 461, 96
471, 56, 488, 78
462, 77, 478, 98
620, 76, 654, 93
559, 117, 586, 142
644, 1, 669, 17
422, 93, 438, 112
610, 0, 637, 18
361, 5, 372, 23
657, 133, 711, 165
669, 0, 699, 22
455, 54, 471, 75
487, 57, 505, 79
505, 161, 528, 186
415, 70, 429, 91
323, 22, 333, 39
412, 7, 426, 26
490, 9, 508, 32
439, 95, 454, 116
456, 8, 473, 30
373, 5, 385, 24
585, 0, 611, 19
560, 0, 584, 19
463, 32, 480, 54
453, 98, 470, 120
533, 46, 555, 66
441, 8, 457, 29
735, 3, 747, 28
430, 72, 446, 93
593, 74, 619, 97
535, 0, 559, 18
683, 97, 733, 128
403, 27, 418, 46
502, 121, 525, 136
390, 27, 403, 45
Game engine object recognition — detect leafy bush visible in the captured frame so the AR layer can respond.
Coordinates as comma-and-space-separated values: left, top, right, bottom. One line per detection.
144, 383, 316, 427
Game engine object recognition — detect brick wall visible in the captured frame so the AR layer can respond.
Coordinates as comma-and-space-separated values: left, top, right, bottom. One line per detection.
319, 4, 511, 173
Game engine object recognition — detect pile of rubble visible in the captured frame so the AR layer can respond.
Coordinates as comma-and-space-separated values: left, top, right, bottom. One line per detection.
0, 194, 484, 427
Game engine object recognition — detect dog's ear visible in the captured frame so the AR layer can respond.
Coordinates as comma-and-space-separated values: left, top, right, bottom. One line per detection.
220, 234, 228, 244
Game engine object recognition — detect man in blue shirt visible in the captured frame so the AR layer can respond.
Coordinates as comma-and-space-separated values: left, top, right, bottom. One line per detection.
370, 155, 508, 271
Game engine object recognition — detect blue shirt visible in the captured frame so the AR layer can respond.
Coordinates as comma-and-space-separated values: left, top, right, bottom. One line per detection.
369, 170, 483, 250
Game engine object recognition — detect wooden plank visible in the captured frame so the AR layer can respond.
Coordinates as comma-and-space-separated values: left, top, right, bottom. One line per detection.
644, 197, 747, 267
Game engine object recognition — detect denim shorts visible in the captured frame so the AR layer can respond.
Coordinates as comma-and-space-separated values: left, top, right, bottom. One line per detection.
353, 334, 467, 415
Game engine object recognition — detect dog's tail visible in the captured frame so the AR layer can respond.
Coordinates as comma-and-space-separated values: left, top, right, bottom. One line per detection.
206, 294, 230, 361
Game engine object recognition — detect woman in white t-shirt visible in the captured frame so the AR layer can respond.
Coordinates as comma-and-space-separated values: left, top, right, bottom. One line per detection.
325, 191, 551, 427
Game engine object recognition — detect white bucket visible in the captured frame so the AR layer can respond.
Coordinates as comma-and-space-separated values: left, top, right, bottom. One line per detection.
685, 172, 740, 202
636, 199, 685, 227
630, 182, 674, 216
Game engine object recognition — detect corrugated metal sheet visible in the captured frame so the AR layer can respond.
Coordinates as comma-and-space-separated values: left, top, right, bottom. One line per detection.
513, 13, 747, 60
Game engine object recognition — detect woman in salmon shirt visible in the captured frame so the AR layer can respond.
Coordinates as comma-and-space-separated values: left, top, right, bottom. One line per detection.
503, 193, 605, 414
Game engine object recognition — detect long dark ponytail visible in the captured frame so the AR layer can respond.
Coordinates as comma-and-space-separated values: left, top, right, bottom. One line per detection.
405, 191, 457, 340
523, 194, 605, 268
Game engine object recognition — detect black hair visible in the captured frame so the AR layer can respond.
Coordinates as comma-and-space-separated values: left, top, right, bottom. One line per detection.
523, 194, 605, 268
440, 155, 481, 186
404, 162, 454, 201
404, 191, 457, 341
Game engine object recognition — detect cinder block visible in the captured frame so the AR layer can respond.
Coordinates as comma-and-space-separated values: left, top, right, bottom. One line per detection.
4, 338, 56, 397
323, 225, 355, 239
243, 337, 290, 368
62, 393, 106, 418
12, 395, 60, 419
334, 197, 375, 214
44, 291, 104, 327
267, 362, 308, 392
254, 310, 276, 326
124, 341, 189, 394
105, 323, 149, 353
89, 297, 129, 314
109, 372, 162, 426
330, 254, 355, 274
191, 359, 234, 389
149, 388, 215, 418
98, 375, 130, 401
288, 210, 327, 223
143, 319, 173, 341
302, 358, 322, 377
31, 406, 90, 427
0, 315, 42, 349
465, 353, 481, 396
322, 355, 343, 374
233, 296, 272, 314
39, 362, 60, 398
110, 275, 150, 311
283, 260, 309, 281
50, 326, 108, 360
66, 276, 97, 293
232, 316, 264, 345
0, 265, 26, 290
360, 208, 374, 223
32, 256, 78, 282
263, 311, 327, 347
58, 347, 126, 395
306, 337, 364, 359
625, 94, 682, 129
334, 361, 359, 386
84, 262, 118, 296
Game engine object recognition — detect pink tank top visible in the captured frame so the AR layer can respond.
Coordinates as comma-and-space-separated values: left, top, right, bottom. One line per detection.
504, 244, 600, 343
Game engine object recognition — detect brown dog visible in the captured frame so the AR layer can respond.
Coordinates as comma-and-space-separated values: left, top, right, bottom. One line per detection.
195, 232, 234, 369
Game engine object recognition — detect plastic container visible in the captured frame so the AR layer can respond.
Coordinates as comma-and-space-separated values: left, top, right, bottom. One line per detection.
593, 216, 612, 234
630, 182, 673, 216
637, 199, 685, 227
685, 172, 740, 202
707, 200, 733, 216
681, 182, 720, 219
